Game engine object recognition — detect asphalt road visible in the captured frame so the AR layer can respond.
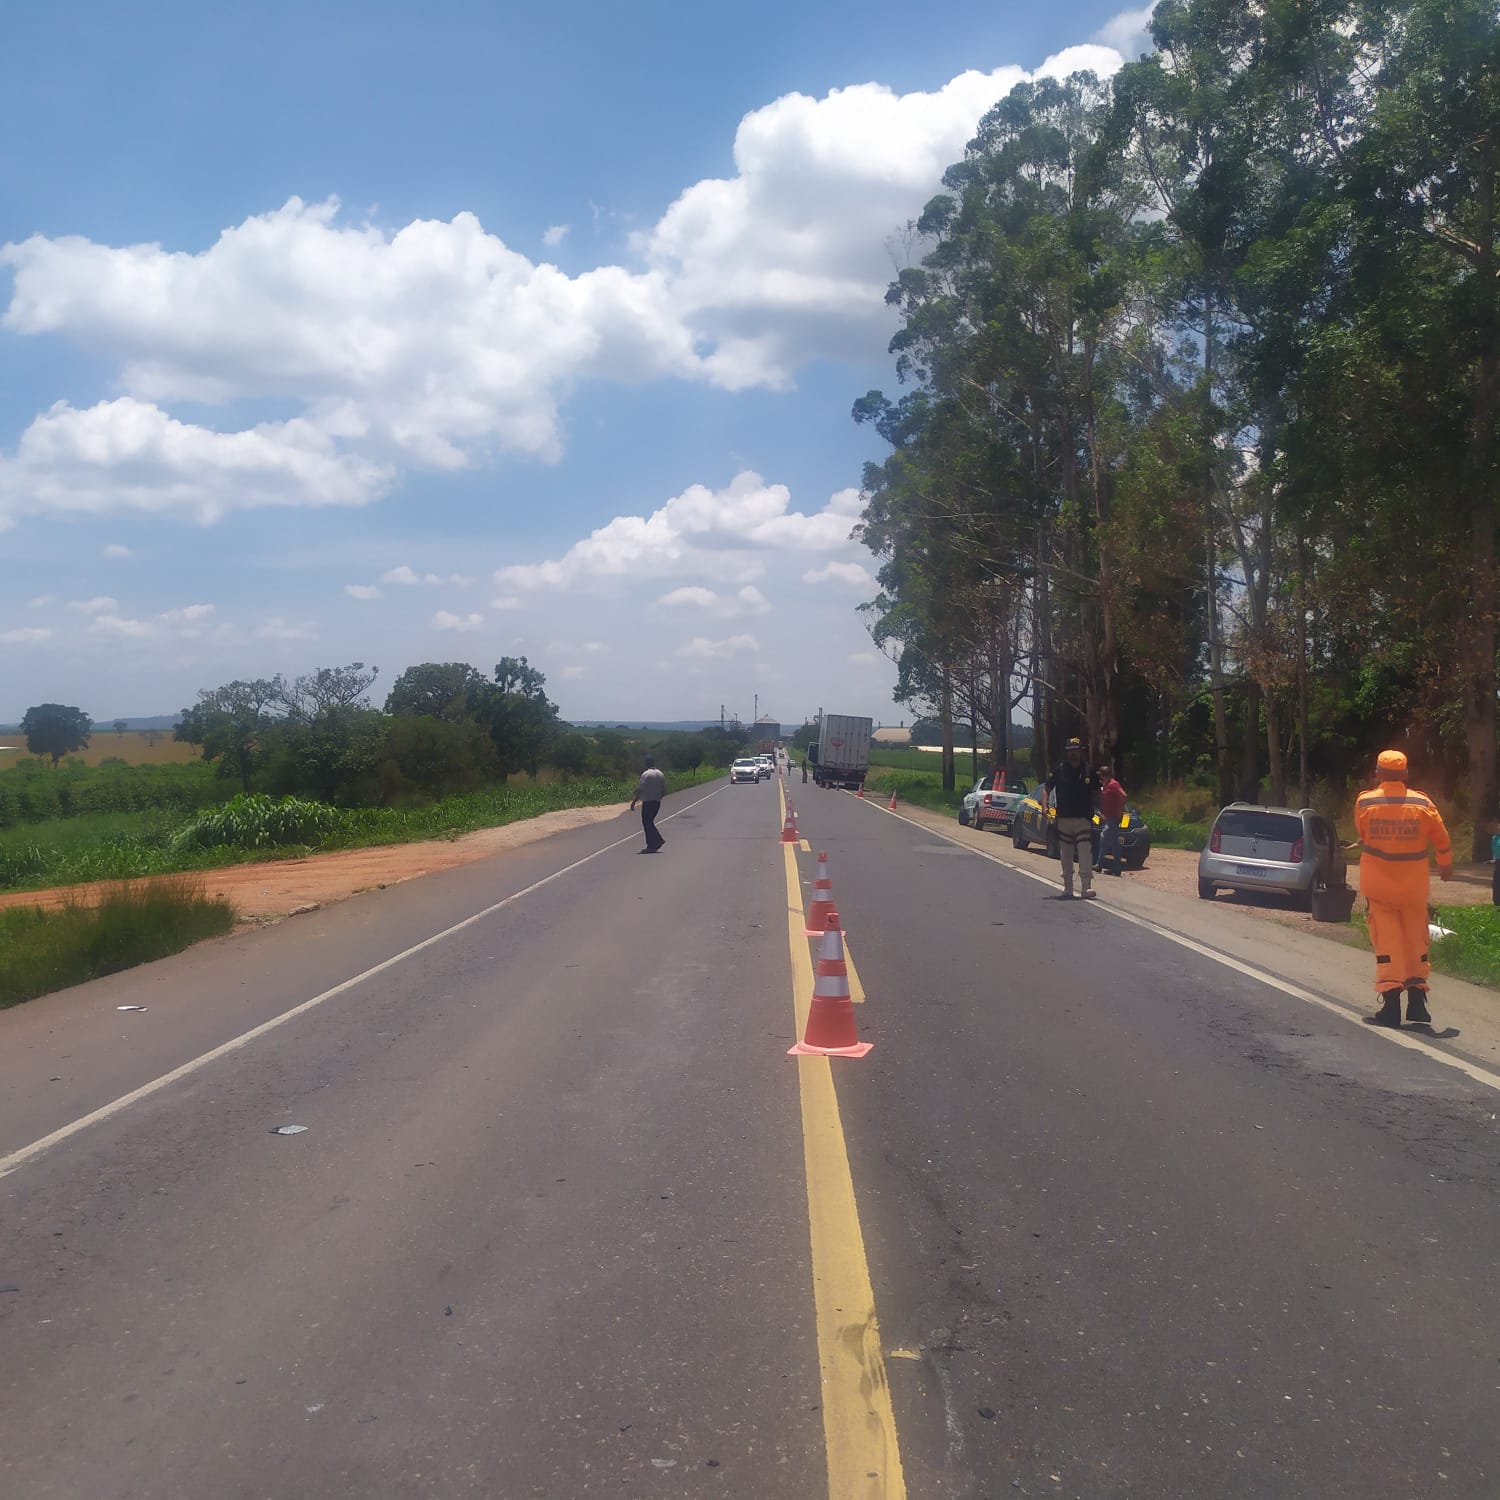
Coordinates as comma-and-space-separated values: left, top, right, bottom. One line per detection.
3, 775, 1500, 1498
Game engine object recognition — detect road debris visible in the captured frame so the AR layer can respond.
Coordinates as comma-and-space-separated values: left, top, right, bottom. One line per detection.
271, 1125, 309, 1136
116, 1005, 147, 1013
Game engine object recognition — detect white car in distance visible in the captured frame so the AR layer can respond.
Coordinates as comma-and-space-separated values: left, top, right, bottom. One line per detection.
731, 758, 762, 784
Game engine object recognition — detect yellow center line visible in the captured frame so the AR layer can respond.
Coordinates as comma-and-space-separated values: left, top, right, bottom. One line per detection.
778, 780, 906, 1499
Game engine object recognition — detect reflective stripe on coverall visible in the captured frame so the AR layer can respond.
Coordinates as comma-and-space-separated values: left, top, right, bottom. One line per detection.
1354, 781, 1453, 995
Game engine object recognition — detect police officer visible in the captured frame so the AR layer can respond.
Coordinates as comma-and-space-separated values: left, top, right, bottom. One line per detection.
1354, 749, 1452, 1026
1043, 737, 1101, 899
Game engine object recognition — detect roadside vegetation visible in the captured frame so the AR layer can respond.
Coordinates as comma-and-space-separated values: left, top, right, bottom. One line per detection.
0, 657, 749, 897
0, 877, 237, 1008
864, 749, 978, 816
1425, 908, 1500, 990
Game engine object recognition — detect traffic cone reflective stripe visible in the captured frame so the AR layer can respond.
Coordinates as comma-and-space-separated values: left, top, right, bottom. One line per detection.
804, 851, 838, 936
789, 912, 871, 1057
781, 809, 799, 844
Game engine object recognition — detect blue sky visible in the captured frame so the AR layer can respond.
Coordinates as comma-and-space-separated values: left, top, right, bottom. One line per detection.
0, 0, 1153, 727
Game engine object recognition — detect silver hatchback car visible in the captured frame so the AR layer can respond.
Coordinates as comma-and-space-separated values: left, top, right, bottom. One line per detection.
1197, 803, 1346, 909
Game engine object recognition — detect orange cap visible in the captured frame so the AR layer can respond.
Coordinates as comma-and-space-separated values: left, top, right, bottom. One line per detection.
1377, 749, 1408, 775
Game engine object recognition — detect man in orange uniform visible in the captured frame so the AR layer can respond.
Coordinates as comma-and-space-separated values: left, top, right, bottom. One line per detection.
1354, 750, 1453, 1027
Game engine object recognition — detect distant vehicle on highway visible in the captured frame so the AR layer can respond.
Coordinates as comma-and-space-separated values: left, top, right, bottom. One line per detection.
731, 758, 761, 784
808, 713, 872, 791
755, 755, 775, 779
1010, 796, 1152, 868
1197, 804, 1344, 908
959, 774, 1030, 832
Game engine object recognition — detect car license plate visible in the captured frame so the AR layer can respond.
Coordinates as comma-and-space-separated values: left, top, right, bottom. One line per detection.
1234, 864, 1264, 876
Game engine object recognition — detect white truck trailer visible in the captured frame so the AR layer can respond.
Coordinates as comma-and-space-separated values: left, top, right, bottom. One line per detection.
808, 714, 872, 791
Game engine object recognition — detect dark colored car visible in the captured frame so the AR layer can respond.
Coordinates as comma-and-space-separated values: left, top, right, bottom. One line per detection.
1010, 796, 1152, 868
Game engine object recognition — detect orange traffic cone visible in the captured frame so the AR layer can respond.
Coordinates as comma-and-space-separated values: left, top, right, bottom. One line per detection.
789, 912, 871, 1057
887, 788, 898, 811
781, 809, 799, 844
857, 784, 865, 800
804, 851, 839, 936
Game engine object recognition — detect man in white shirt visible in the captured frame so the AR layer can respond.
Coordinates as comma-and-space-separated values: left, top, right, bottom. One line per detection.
630, 755, 667, 853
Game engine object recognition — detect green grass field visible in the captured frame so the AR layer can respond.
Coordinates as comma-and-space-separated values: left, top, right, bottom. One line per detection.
0, 877, 237, 1008
0, 771, 700, 894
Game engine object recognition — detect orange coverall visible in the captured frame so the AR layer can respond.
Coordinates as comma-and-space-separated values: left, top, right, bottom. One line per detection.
1354, 779, 1453, 995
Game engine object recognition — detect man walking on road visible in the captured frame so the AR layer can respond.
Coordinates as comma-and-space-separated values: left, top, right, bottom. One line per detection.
630, 755, 667, 854
1043, 737, 1101, 899
1355, 749, 1452, 1027
1097, 765, 1127, 876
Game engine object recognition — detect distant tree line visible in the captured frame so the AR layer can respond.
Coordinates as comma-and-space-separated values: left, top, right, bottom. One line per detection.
13, 659, 752, 813
166, 658, 751, 803
854, 0, 1500, 853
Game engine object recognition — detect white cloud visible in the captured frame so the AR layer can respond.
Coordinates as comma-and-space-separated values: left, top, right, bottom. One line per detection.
559, 663, 587, 680
344, 583, 382, 600
92, 614, 158, 638
542, 224, 570, 248
848, 650, 881, 665
675, 633, 760, 660
67, 595, 118, 614
0, 42, 1133, 528
498, 472, 861, 590
490, 594, 523, 610
0, 626, 52, 643
26, 594, 53, 608
382, 565, 470, 587
91, 602, 216, 639
803, 560, 874, 589
432, 610, 484, 633
256, 617, 318, 641
635, 44, 1126, 386
656, 583, 771, 618
382, 565, 436, 586
1093, 3, 1157, 59
0, 397, 391, 527
103, 542, 132, 557
1, 198, 698, 482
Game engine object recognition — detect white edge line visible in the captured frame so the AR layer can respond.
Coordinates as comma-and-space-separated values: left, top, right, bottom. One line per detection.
859, 795, 1500, 1096
0, 784, 727, 1181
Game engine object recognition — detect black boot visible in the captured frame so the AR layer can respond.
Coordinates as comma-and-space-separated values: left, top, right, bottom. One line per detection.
1368, 991, 1403, 1027
1406, 988, 1432, 1025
